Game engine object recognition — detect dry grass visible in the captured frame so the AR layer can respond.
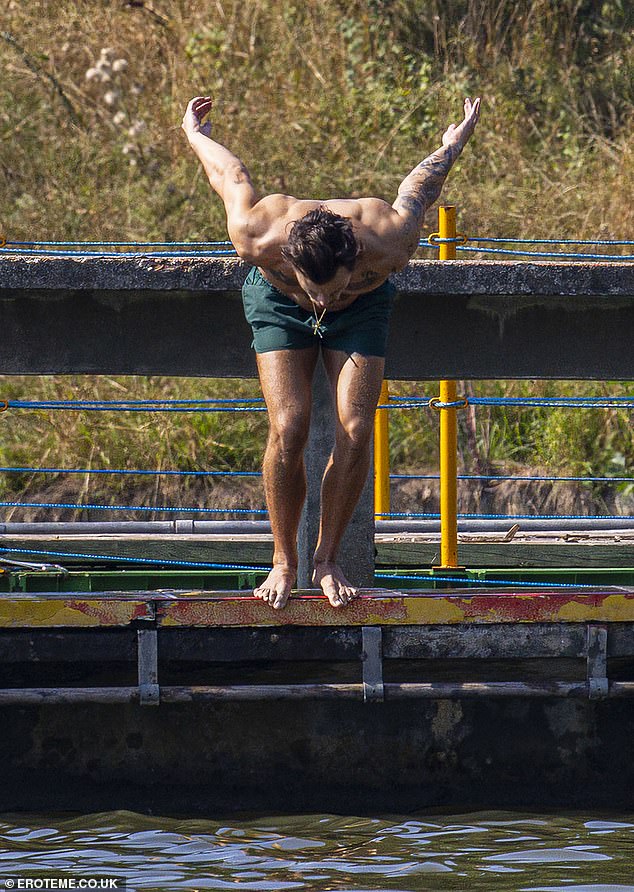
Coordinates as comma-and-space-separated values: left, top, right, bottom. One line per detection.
1, 1, 633, 513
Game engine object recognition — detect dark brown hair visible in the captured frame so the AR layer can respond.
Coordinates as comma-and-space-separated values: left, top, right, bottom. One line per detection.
280, 206, 359, 284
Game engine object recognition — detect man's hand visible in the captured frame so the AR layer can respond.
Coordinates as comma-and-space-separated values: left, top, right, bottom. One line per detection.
442, 97, 481, 151
393, 96, 482, 234
182, 96, 212, 140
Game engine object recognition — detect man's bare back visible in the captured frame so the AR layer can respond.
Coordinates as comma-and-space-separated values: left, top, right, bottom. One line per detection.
228, 195, 413, 311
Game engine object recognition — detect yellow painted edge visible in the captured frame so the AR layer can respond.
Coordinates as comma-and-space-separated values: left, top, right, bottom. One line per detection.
2, 593, 634, 628
0, 598, 153, 627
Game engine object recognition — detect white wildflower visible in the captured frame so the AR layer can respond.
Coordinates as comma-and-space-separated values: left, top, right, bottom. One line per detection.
100, 47, 115, 60
113, 111, 126, 126
112, 58, 128, 73
103, 90, 119, 107
85, 67, 99, 82
95, 59, 112, 82
122, 142, 135, 155
130, 83, 143, 96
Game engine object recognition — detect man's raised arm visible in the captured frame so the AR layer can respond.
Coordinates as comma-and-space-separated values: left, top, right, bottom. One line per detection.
182, 96, 258, 224
392, 97, 481, 230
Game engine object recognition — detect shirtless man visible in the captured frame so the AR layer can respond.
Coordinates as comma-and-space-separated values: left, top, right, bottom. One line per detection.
182, 94, 481, 609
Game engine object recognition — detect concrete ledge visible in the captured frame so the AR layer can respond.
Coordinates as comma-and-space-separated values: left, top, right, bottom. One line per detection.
1, 259, 633, 378
1, 256, 633, 293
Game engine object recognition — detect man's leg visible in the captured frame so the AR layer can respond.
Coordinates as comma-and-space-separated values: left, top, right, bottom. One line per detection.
254, 346, 319, 609
313, 350, 385, 606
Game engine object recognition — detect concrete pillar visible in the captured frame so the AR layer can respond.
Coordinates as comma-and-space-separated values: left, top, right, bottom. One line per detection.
297, 353, 375, 589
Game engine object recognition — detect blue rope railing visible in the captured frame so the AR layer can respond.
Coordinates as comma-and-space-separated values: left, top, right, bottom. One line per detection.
0, 466, 261, 478
3, 241, 234, 247
389, 474, 634, 483
457, 246, 634, 260
376, 512, 633, 520
3, 395, 633, 412
2, 235, 634, 260
0, 545, 609, 589
0, 501, 267, 515
1, 392, 632, 518
4, 398, 266, 412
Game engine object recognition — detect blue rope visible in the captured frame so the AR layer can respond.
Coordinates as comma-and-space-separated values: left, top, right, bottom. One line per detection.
4, 241, 234, 247
375, 572, 600, 589
6, 399, 266, 413
0, 248, 238, 258
376, 512, 634, 520
468, 237, 634, 246
7, 396, 630, 412
468, 396, 634, 407
7, 397, 263, 406
0, 546, 614, 589
428, 396, 634, 409
0, 545, 269, 572
381, 395, 634, 409
1, 501, 267, 515
456, 245, 634, 260
5, 237, 634, 247
388, 474, 634, 483
0, 466, 261, 478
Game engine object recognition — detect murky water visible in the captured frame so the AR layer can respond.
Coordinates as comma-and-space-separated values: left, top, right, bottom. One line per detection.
1, 811, 634, 891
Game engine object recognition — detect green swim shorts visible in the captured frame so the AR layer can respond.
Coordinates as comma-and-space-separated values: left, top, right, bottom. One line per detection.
241, 266, 396, 356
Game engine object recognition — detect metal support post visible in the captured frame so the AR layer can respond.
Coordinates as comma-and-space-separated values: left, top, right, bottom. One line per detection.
587, 624, 609, 700
362, 626, 384, 702
374, 379, 390, 520
137, 626, 160, 706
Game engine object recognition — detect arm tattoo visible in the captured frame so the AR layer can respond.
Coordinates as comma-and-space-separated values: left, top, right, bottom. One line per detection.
232, 164, 252, 185
394, 143, 461, 225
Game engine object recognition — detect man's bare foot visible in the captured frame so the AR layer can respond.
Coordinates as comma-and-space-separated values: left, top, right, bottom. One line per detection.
253, 565, 296, 610
312, 562, 358, 607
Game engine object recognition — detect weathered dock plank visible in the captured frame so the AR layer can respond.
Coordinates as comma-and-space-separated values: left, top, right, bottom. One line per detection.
2, 589, 634, 627
1, 531, 633, 569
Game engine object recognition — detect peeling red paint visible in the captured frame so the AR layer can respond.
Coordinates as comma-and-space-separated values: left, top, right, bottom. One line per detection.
66, 598, 154, 625
2, 587, 634, 629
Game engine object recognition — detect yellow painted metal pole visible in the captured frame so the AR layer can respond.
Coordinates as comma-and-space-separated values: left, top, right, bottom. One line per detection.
439, 379, 459, 567
438, 207, 459, 567
374, 379, 390, 520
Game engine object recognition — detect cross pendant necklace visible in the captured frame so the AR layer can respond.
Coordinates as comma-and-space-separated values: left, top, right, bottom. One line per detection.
310, 301, 328, 338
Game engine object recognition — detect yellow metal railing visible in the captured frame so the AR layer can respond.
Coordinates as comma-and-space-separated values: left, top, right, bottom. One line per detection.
373, 205, 462, 567
374, 378, 390, 521
436, 206, 459, 568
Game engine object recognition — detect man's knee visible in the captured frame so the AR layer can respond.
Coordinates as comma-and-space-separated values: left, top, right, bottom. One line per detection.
268, 407, 311, 455
336, 414, 373, 452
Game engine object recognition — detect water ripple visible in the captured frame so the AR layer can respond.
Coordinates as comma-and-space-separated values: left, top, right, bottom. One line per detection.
0, 810, 633, 891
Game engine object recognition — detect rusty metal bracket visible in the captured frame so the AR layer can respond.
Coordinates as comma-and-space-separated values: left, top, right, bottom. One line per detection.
362, 626, 384, 703
587, 624, 608, 700
137, 626, 160, 706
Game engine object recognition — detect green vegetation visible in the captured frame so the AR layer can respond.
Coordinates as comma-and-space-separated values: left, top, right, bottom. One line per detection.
1, 1, 633, 517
